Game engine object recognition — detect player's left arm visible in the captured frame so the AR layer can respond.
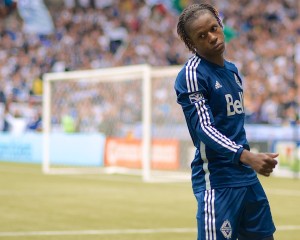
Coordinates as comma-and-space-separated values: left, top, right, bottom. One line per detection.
240, 150, 278, 177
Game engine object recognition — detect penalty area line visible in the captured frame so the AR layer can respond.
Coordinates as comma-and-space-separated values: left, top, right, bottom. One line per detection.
0, 226, 299, 237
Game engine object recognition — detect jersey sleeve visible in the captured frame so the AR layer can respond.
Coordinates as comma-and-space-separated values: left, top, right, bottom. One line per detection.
175, 65, 244, 164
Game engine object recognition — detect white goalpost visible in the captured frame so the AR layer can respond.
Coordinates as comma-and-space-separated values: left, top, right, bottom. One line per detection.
42, 64, 191, 182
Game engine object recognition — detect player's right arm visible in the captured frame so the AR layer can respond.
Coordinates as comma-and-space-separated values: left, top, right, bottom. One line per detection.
175, 62, 244, 164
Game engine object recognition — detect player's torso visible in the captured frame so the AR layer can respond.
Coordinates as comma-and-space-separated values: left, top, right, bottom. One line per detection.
192, 60, 258, 191
203, 61, 245, 132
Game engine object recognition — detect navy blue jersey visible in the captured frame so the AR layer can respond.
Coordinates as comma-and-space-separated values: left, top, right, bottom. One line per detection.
175, 54, 258, 193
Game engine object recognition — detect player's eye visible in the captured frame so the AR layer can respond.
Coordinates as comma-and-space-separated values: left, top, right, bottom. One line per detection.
212, 26, 218, 32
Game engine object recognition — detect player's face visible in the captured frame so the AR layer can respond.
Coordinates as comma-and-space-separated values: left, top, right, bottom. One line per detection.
187, 12, 225, 59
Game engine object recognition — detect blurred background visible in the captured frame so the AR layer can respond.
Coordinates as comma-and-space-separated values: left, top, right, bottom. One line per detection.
0, 0, 299, 174
0, 0, 299, 132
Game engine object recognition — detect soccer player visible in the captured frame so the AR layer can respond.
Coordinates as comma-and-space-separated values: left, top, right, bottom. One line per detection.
175, 3, 278, 240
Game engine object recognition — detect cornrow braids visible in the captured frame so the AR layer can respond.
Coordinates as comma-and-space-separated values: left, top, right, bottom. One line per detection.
177, 3, 223, 54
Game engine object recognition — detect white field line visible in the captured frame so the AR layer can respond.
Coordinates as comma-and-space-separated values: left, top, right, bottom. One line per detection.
0, 228, 196, 237
0, 226, 299, 237
1, 187, 300, 197
277, 225, 300, 231
265, 188, 300, 197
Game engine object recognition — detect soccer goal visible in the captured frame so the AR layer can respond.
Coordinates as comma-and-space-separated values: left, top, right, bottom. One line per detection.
42, 64, 192, 182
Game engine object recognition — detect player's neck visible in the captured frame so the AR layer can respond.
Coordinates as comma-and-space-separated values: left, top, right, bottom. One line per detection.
206, 55, 224, 67
198, 53, 224, 67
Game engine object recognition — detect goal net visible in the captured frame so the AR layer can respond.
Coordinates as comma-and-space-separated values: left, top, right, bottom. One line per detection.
42, 64, 193, 182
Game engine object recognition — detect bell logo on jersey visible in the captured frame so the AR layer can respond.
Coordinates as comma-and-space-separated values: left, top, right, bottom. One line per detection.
225, 92, 244, 116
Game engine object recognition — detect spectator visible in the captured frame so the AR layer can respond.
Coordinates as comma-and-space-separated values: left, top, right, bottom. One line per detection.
5, 108, 27, 134
0, 0, 299, 135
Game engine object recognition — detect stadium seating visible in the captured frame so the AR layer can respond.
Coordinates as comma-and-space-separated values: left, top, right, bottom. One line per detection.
0, 0, 299, 133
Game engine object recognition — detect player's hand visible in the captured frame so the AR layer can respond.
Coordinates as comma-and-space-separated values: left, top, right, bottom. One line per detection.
240, 150, 278, 177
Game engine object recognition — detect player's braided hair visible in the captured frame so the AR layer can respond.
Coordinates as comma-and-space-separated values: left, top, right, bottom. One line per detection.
177, 3, 223, 54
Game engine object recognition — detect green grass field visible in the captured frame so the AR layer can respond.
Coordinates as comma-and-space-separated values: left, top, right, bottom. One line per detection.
0, 161, 299, 240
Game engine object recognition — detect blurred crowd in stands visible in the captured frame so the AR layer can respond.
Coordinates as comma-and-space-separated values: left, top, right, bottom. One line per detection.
0, 0, 299, 134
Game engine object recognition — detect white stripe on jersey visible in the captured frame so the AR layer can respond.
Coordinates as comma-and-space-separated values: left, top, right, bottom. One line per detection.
212, 190, 216, 240
204, 191, 209, 240
208, 191, 212, 240
196, 101, 238, 152
192, 58, 200, 91
198, 100, 242, 150
186, 56, 201, 92
200, 141, 211, 190
204, 190, 216, 240
185, 55, 242, 153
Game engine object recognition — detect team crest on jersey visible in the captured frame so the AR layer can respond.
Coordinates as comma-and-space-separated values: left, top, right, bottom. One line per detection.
234, 74, 243, 89
220, 220, 232, 239
189, 92, 204, 103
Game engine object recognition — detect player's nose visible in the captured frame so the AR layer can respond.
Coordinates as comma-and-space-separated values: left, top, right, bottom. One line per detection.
208, 32, 217, 44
